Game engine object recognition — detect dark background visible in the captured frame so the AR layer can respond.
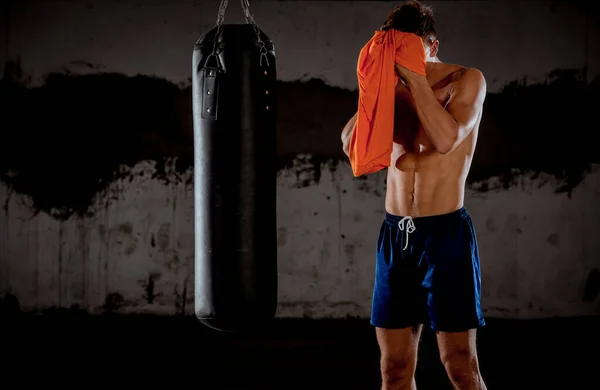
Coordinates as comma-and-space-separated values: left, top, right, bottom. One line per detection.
1, 0, 599, 388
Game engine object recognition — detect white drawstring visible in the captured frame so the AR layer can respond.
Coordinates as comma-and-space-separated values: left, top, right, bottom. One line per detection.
398, 216, 416, 250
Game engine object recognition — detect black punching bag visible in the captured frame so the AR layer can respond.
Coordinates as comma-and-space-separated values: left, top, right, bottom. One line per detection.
192, 0, 278, 332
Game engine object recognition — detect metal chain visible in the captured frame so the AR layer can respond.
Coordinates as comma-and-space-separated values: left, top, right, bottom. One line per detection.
239, 0, 256, 25
211, 0, 269, 67
215, 0, 228, 28
239, 0, 269, 67
211, 0, 228, 62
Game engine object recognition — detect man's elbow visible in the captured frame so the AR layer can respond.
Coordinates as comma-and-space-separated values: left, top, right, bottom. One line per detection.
434, 123, 463, 154
342, 141, 351, 158
341, 128, 353, 157
436, 144, 452, 155
434, 134, 458, 155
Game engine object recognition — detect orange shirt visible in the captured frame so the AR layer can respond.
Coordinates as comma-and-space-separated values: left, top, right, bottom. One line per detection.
349, 29, 427, 177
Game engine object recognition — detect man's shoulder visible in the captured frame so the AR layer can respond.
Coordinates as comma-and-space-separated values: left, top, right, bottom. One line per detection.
441, 64, 485, 82
442, 65, 486, 95
454, 65, 485, 87
430, 64, 486, 97
454, 67, 487, 107
461, 67, 485, 83
430, 63, 483, 84
434, 64, 487, 105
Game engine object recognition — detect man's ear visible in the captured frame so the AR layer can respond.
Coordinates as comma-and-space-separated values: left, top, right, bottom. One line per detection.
430, 40, 439, 58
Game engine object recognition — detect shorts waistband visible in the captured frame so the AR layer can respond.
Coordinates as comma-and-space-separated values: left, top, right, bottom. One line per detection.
385, 207, 468, 227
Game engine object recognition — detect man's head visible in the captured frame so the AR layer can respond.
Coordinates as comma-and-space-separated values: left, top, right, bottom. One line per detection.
381, 0, 439, 60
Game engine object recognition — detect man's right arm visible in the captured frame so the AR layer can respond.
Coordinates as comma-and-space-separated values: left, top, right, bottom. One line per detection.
341, 112, 358, 157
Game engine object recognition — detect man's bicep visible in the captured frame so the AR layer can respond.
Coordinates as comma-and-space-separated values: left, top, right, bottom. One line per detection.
447, 68, 486, 135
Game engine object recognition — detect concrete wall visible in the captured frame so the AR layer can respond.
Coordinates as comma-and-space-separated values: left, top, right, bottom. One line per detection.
1, 0, 599, 319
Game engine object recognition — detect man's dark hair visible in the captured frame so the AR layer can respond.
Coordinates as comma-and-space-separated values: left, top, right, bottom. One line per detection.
381, 0, 437, 44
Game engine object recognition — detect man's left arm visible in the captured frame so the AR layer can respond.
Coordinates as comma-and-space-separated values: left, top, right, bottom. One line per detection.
400, 67, 487, 154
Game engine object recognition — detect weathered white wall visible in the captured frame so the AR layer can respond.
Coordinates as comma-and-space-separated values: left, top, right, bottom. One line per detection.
1, 0, 599, 318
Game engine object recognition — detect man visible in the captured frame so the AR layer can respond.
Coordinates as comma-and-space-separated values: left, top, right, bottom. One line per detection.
341, 1, 488, 389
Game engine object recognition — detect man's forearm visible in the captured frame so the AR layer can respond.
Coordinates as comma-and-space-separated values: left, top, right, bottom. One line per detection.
341, 112, 358, 157
406, 77, 458, 154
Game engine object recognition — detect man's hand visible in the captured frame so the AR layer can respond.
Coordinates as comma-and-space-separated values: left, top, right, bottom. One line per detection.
394, 63, 426, 85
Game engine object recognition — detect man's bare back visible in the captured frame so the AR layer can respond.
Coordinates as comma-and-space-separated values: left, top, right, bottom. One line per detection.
386, 62, 482, 217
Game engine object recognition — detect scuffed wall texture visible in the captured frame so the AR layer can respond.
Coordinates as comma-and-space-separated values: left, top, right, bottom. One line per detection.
0, 0, 599, 318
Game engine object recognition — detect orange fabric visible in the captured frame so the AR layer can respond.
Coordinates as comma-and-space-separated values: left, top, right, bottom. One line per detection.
349, 29, 427, 177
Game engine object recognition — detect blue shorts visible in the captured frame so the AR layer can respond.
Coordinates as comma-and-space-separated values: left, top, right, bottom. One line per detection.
371, 207, 486, 332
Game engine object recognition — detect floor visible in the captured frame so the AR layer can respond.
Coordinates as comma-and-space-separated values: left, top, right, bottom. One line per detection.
3, 313, 599, 389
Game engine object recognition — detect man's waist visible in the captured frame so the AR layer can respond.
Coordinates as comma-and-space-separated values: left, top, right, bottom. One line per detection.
385, 187, 464, 215
384, 206, 469, 227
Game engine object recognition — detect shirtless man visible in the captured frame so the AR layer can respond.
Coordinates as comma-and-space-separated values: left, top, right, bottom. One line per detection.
341, 1, 488, 389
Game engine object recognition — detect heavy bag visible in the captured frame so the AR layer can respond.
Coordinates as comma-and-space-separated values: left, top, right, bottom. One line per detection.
192, 0, 278, 333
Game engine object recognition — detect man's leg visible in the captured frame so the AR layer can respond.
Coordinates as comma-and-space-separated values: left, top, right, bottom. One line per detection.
376, 325, 423, 390
371, 213, 429, 390
421, 209, 487, 390
437, 329, 487, 390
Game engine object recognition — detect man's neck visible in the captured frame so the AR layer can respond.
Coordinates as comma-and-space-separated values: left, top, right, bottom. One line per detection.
425, 57, 443, 74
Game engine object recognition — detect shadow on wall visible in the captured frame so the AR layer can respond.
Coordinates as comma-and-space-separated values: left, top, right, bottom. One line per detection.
0, 60, 598, 220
